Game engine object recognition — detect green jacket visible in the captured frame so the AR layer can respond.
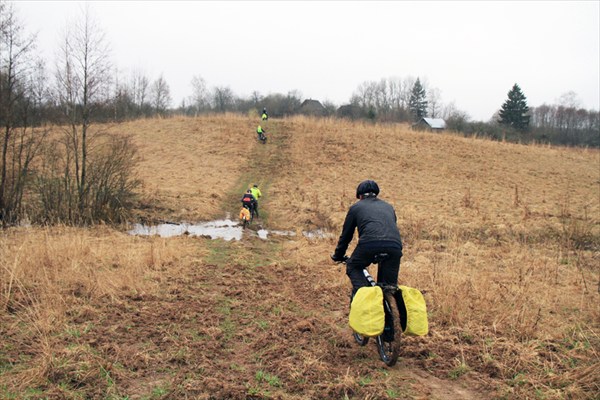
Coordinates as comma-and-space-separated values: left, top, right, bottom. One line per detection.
250, 187, 262, 200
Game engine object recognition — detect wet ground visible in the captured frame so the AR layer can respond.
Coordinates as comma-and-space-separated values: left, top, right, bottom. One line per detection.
128, 217, 334, 241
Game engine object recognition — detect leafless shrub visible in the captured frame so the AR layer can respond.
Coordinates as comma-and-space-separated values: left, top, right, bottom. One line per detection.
32, 132, 139, 224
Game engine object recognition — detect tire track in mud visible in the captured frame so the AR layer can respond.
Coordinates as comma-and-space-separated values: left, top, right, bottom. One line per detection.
224, 119, 291, 226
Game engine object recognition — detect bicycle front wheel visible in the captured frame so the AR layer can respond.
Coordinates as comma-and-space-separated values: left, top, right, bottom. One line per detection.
377, 292, 402, 366
353, 332, 369, 346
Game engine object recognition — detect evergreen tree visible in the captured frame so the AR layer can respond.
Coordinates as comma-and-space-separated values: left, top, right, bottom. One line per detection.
408, 78, 428, 121
498, 83, 530, 130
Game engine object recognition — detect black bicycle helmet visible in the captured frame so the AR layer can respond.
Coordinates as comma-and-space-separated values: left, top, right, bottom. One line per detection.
356, 180, 380, 199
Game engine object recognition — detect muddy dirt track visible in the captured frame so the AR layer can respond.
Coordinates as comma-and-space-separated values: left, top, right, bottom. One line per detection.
62, 238, 486, 400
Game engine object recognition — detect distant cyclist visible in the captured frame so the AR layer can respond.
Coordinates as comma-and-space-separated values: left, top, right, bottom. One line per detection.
257, 124, 266, 142
331, 180, 403, 298
261, 108, 268, 121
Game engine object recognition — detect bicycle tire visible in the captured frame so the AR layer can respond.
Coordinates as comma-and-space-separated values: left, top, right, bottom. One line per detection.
353, 332, 369, 346
377, 291, 402, 366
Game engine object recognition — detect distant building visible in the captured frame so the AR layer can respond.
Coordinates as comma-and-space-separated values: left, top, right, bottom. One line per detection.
414, 117, 446, 132
299, 99, 326, 116
336, 104, 364, 120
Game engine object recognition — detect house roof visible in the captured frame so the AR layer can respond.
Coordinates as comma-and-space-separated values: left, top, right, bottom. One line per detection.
422, 117, 446, 129
300, 99, 324, 109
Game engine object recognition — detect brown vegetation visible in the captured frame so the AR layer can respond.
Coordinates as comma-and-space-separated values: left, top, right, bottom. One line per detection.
1, 114, 598, 399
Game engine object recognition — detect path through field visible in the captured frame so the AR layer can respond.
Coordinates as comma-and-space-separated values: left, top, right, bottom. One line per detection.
76, 121, 486, 399
84, 235, 485, 399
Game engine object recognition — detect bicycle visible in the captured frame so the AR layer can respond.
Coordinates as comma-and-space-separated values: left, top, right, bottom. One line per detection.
258, 132, 267, 144
338, 253, 403, 367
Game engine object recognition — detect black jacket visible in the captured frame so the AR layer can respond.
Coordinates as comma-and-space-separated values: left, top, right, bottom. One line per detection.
334, 197, 402, 257
241, 193, 256, 205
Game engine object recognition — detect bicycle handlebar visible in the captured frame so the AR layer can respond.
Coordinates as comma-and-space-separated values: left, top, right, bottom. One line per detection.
332, 253, 389, 265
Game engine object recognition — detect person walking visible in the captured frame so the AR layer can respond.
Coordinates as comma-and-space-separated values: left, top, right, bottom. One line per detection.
250, 184, 262, 217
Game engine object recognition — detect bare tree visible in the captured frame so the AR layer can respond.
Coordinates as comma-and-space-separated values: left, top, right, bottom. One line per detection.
399, 76, 416, 112
350, 80, 376, 110
351, 77, 418, 122
427, 87, 442, 118
29, 58, 50, 122
151, 73, 171, 115
251, 90, 262, 106
189, 74, 208, 115
130, 68, 150, 115
442, 101, 471, 131
0, 2, 38, 223
112, 67, 131, 120
211, 85, 234, 112
53, 5, 113, 222
387, 78, 404, 115
557, 91, 581, 109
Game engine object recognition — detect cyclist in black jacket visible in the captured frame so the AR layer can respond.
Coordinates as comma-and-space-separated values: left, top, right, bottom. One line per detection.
331, 180, 403, 295
241, 190, 257, 218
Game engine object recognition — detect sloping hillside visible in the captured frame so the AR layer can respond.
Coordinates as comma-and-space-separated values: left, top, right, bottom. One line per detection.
1, 114, 598, 399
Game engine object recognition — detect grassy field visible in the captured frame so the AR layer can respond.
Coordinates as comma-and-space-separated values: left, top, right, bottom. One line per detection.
1, 114, 598, 399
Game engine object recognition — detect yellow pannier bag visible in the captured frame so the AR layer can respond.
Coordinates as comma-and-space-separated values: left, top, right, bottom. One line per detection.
397, 286, 428, 336
349, 286, 385, 337
239, 207, 250, 222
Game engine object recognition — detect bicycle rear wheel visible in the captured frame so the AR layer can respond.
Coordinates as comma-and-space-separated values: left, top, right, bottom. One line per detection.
377, 291, 402, 366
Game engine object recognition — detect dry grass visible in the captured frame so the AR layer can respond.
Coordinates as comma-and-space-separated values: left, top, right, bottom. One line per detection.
122, 113, 254, 221
1, 114, 598, 399
272, 115, 599, 398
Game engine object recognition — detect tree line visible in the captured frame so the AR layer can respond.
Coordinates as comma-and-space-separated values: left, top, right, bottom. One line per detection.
454, 84, 599, 147
1, 3, 598, 226
1, 3, 139, 226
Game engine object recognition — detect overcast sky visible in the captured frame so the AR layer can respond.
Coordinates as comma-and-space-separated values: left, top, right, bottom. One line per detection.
13, 0, 600, 121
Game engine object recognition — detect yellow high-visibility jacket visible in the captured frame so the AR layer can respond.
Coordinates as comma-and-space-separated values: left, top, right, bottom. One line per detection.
250, 187, 262, 200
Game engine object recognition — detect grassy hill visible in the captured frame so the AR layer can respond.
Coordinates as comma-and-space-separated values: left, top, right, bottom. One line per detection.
1, 114, 598, 399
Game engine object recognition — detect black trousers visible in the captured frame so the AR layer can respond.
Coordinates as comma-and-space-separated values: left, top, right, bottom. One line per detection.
346, 244, 402, 295
346, 243, 402, 341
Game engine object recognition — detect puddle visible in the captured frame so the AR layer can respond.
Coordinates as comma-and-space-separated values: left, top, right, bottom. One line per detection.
302, 229, 334, 239
257, 229, 296, 240
128, 219, 243, 241
129, 218, 332, 241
